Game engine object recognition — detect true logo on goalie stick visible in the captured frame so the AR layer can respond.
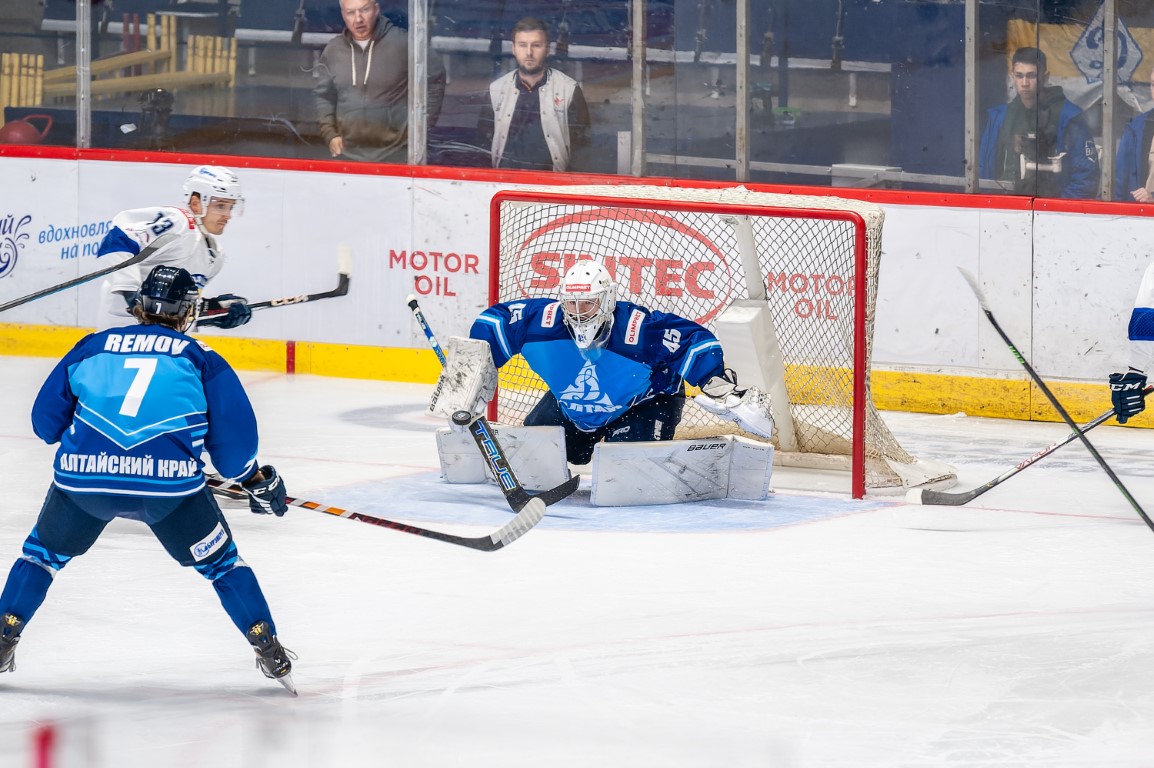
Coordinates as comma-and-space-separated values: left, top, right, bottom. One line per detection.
475, 422, 517, 491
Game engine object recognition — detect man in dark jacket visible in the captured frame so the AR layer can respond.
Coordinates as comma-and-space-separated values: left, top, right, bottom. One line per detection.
978, 47, 1100, 199
314, 0, 445, 163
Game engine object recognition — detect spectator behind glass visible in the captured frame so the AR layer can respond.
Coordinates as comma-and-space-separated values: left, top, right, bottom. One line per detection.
476, 17, 591, 172
978, 47, 1100, 199
1115, 69, 1154, 202
314, 0, 445, 163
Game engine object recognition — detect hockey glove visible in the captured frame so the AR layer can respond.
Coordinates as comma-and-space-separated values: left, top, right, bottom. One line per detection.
200, 294, 252, 329
694, 370, 776, 440
241, 465, 288, 517
1109, 369, 1148, 424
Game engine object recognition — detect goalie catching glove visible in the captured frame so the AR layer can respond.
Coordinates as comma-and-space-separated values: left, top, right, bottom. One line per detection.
241, 465, 288, 516
694, 370, 775, 440
199, 294, 252, 329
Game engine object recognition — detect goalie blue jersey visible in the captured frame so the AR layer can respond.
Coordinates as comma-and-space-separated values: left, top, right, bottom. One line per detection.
31, 325, 260, 496
471, 298, 725, 431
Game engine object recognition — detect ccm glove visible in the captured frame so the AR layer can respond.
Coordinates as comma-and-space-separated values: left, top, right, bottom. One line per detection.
1109, 369, 1148, 424
200, 294, 252, 329
241, 465, 288, 517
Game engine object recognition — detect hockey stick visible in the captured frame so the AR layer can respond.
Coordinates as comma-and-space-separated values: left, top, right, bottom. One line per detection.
451, 409, 580, 510
406, 294, 580, 510
958, 268, 1154, 532
195, 244, 352, 326
206, 476, 543, 552
912, 389, 1151, 506
0, 232, 179, 314
406, 293, 448, 365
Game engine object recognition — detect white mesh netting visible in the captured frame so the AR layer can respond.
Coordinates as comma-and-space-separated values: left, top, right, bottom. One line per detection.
490, 185, 955, 492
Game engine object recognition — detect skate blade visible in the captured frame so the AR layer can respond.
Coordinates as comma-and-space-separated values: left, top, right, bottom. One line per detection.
274, 673, 298, 696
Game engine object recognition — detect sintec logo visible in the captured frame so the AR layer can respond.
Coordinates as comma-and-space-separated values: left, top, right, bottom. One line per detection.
511, 207, 738, 325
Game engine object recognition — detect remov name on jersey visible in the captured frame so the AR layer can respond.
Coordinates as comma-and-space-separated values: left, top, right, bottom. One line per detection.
103, 333, 190, 355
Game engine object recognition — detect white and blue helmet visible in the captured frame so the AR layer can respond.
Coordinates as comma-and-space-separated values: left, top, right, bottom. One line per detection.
559, 261, 617, 350
182, 165, 244, 216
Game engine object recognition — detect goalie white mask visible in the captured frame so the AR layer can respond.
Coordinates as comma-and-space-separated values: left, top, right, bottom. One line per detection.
559, 261, 617, 350
183, 165, 245, 221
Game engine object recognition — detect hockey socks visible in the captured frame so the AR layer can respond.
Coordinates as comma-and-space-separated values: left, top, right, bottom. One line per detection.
212, 565, 277, 637
0, 557, 55, 626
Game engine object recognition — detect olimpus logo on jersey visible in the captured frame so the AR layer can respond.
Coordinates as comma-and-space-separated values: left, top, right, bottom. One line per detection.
508, 207, 738, 325
0, 213, 33, 280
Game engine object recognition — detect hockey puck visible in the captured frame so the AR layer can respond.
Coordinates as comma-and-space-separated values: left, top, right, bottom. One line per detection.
451, 410, 474, 426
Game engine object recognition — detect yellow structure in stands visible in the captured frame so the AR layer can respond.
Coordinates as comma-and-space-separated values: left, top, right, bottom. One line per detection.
0, 14, 235, 118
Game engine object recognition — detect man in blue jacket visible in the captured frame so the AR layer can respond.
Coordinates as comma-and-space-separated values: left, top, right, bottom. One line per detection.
979, 47, 1100, 199
1114, 69, 1154, 202
0, 266, 296, 693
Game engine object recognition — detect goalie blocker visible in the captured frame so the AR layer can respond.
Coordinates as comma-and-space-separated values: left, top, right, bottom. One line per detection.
428, 336, 498, 419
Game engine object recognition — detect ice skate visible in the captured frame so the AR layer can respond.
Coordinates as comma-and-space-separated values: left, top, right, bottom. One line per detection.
246, 620, 297, 695
0, 613, 24, 673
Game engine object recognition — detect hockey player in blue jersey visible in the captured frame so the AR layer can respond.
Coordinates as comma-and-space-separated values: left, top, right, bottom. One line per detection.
0, 265, 296, 692
469, 260, 774, 465
94, 165, 253, 332
1109, 260, 1154, 423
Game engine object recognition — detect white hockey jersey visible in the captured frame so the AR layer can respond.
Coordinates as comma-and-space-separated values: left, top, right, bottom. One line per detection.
1127, 260, 1154, 373
94, 206, 226, 331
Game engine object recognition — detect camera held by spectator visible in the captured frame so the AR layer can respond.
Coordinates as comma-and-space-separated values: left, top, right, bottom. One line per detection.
1014, 132, 1065, 178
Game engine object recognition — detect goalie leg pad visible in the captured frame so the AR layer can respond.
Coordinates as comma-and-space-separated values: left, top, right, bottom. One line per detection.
436, 425, 570, 492
589, 437, 773, 506
428, 336, 497, 419
728, 436, 775, 500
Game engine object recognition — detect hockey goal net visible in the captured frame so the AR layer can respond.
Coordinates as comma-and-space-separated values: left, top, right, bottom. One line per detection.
488, 185, 955, 497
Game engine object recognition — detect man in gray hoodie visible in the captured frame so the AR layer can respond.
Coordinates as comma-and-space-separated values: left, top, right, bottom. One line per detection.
314, 0, 445, 163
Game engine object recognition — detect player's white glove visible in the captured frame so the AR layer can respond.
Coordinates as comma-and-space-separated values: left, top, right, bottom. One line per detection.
694, 371, 775, 440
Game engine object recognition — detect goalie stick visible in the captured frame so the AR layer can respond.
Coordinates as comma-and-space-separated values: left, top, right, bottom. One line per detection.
206, 476, 544, 552
0, 232, 179, 314
451, 409, 580, 510
196, 244, 352, 327
959, 268, 1154, 533
406, 293, 448, 365
911, 389, 1152, 506
406, 294, 580, 511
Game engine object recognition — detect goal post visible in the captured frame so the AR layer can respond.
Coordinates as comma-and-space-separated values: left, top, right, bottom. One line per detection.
487, 184, 956, 498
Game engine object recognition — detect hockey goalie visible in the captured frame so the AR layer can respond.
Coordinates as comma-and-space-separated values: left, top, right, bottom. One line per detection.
430, 261, 776, 505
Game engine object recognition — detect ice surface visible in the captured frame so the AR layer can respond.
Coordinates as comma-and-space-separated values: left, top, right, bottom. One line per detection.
2, 355, 1154, 767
